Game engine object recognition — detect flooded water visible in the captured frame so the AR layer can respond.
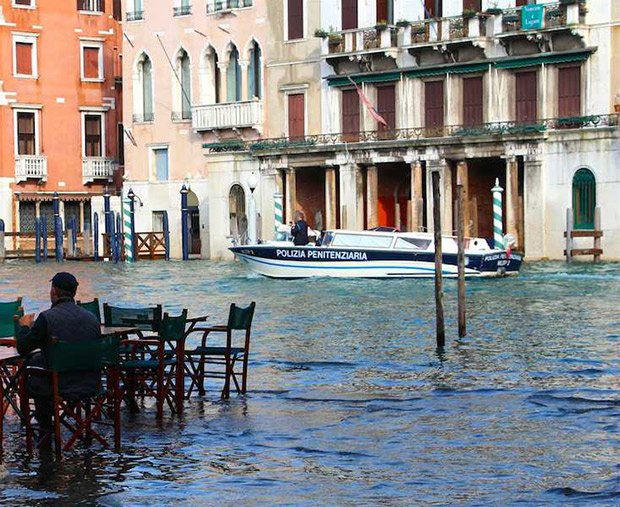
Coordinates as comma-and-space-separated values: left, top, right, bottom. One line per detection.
0, 259, 619, 506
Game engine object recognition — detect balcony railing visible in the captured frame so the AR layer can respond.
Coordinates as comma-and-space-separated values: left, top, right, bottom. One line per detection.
15, 155, 47, 183
192, 100, 262, 131
201, 114, 619, 153
173, 4, 192, 16
133, 112, 154, 123
323, 2, 582, 57
77, 0, 104, 12
82, 157, 116, 183
206, 0, 252, 14
126, 10, 144, 21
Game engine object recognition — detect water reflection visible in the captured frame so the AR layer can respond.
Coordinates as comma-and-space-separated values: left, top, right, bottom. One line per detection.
0, 260, 619, 504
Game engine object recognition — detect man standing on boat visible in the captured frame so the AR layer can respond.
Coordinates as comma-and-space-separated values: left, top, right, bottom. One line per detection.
290, 211, 309, 246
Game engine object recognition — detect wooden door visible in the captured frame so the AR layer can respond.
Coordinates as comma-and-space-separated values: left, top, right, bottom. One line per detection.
376, 84, 396, 134
558, 66, 581, 117
376, 0, 393, 24
288, 93, 305, 139
342, 88, 360, 141
462, 76, 483, 126
342, 0, 358, 30
515, 70, 537, 123
425, 80, 444, 133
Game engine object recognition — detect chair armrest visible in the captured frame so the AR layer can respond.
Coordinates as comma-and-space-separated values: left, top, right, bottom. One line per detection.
202, 325, 228, 332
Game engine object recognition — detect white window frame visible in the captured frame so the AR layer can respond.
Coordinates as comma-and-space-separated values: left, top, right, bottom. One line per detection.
283, 0, 307, 43
12, 0, 36, 10
149, 144, 170, 182
12, 33, 38, 79
13, 107, 41, 156
80, 40, 104, 82
81, 111, 106, 158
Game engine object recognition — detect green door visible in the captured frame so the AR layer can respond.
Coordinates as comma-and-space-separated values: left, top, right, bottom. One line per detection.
572, 168, 596, 229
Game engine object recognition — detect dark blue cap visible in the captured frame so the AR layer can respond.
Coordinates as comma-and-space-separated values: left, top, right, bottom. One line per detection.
50, 272, 79, 293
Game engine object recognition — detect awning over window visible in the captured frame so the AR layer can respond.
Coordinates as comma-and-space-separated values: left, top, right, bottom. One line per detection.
15, 193, 100, 202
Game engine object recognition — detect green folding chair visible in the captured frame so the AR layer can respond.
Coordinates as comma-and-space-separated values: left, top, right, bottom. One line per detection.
0, 298, 23, 341
77, 298, 102, 323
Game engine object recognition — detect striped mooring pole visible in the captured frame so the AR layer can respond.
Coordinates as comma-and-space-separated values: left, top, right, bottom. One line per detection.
491, 178, 504, 249
273, 192, 283, 235
123, 193, 134, 263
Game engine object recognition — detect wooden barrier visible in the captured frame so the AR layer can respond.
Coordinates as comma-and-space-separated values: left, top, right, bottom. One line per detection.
564, 207, 603, 262
136, 232, 166, 260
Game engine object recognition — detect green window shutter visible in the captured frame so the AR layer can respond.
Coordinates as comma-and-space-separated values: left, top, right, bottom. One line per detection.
572, 168, 596, 229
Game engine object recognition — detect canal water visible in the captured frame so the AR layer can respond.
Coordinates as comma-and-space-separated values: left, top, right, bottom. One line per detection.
0, 260, 618, 506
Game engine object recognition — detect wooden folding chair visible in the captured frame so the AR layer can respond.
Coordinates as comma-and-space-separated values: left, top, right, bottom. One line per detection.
77, 298, 102, 323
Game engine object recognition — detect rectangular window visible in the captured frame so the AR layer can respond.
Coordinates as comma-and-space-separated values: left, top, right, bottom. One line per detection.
515, 70, 537, 123
84, 115, 102, 157
154, 148, 169, 181
14, 0, 35, 7
424, 0, 442, 18
463, 0, 481, 11
17, 112, 36, 155
81, 43, 103, 80
462, 76, 483, 126
15, 42, 33, 75
77, 0, 104, 12
288, 0, 304, 40
152, 211, 165, 232
288, 93, 305, 139
342, 0, 357, 30
376, 84, 396, 131
376, 0, 393, 24
558, 66, 581, 117
425, 80, 444, 129
341, 88, 360, 141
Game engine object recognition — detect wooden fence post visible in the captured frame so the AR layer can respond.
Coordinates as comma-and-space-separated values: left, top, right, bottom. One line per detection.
566, 208, 573, 263
456, 184, 466, 338
0, 219, 5, 263
432, 171, 445, 348
594, 206, 601, 262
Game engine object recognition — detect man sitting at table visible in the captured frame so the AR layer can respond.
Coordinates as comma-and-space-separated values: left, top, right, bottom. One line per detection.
17, 272, 101, 448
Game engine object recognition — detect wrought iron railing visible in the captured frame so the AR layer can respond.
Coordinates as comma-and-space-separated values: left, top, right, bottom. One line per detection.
201, 114, 619, 153
173, 4, 192, 16
126, 10, 144, 21
206, 0, 252, 14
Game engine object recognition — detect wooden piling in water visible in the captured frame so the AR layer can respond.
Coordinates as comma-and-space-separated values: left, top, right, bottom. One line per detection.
432, 171, 445, 348
456, 184, 467, 338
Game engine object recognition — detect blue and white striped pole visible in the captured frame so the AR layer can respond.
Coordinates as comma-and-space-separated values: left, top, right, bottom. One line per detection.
123, 196, 134, 263
491, 178, 504, 250
273, 192, 283, 237
93, 212, 99, 261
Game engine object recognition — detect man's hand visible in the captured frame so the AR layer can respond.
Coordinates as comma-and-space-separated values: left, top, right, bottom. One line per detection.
18, 314, 35, 328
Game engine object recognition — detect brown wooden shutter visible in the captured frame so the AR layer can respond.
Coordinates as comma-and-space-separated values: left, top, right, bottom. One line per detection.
516, 0, 529, 6
16, 42, 33, 75
288, 93, 305, 139
463, 0, 481, 11
376, 84, 395, 131
462, 76, 483, 126
425, 0, 442, 18
342, 0, 358, 30
558, 66, 581, 117
288, 0, 304, 40
376, 0, 387, 23
85, 115, 102, 157
83, 47, 100, 79
425, 80, 444, 131
342, 88, 360, 141
515, 70, 537, 123
17, 112, 35, 155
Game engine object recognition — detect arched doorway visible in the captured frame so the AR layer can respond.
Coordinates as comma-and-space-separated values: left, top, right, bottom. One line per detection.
572, 168, 596, 229
229, 184, 247, 244
187, 190, 201, 254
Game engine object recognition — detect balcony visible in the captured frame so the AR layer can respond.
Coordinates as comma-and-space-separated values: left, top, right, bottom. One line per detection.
82, 157, 116, 184
15, 155, 47, 183
192, 100, 262, 132
206, 0, 252, 14
126, 10, 144, 21
173, 4, 192, 16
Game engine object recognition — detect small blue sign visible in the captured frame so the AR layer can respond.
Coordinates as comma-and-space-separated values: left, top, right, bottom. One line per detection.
521, 4, 544, 30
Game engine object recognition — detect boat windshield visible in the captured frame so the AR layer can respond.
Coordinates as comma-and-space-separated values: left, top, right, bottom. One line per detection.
331, 233, 393, 248
394, 237, 432, 251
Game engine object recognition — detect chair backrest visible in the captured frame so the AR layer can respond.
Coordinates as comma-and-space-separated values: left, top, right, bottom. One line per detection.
77, 298, 101, 323
101, 335, 121, 366
0, 298, 23, 337
159, 310, 188, 342
47, 340, 103, 373
103, 303, 162, 332
227, 302, 256, 331
2, 306, 24, 339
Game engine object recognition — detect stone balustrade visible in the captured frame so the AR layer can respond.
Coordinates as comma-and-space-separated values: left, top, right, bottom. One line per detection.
192, 100, 262, 131
15, 155, 47, 183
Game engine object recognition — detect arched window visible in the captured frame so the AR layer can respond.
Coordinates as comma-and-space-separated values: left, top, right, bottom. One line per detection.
200, 46, 219, 105
226, 45, 241, 103
180, 50, 191, 119
572, 168, 596, 229
135, 53, 153, 122
248, 41, 262, 100
229, 184, 247, 244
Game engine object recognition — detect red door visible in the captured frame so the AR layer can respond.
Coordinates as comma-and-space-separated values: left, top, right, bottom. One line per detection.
462, 76, 483, 126
342, 88, 360, 141
425, 80, 444, 134
342, 0, 358, 30
515, 70, 537, 123
558, 66, 581, 117
288, 94, 305, 139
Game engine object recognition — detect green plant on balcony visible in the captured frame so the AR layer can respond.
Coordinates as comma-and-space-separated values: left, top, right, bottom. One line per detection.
485, 7, 502, 15
314, 28, 328, 38
374, 20, 389, 31
328, 33, 343, 45
559, 0, 583, 4
395, 19, 410, 28
411, 23, 427, 35
463, 8, 477, 19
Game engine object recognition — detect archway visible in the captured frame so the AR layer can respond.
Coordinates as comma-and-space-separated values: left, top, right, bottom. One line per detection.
572, 168, 596, 229
187, 190, 201, 254
229, 184, 247, 244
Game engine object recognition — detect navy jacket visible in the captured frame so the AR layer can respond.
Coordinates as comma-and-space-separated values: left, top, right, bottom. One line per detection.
291, 220, 309, 246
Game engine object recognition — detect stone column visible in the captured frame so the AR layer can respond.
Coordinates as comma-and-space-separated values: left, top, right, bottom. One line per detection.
505, 156, 519, 247
285, 168, 296, 224
456, 161, 470, 236
239, 60, 249, 101
523, 159, 544, 259
79, 201, 85, 233
324, 166, 337, 229
425, 159, 452, 235
366, 165, 378, 229
217, 62, 228, 103
338, 163, 362, 230
35, 201, 41, 219
410, 160, 423, 232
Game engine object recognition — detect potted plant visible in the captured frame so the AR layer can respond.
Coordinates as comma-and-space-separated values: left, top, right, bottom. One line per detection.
485, 7, 502, 15
395, 19, 410, 28
463, 8, 477, 19
328, 33, 343, 46
314, 28, 328, 38
374, 20, 389, 31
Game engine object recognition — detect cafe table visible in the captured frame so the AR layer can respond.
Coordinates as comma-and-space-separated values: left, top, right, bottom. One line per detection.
0, 346, 23, 449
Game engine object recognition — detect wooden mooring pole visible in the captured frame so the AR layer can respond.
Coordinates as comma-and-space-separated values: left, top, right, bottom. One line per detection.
432, 171, 445, 348
456, 184, 466, 338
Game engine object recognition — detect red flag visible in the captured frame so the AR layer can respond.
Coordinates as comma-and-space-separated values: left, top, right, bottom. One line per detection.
347, 76, 389, 128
